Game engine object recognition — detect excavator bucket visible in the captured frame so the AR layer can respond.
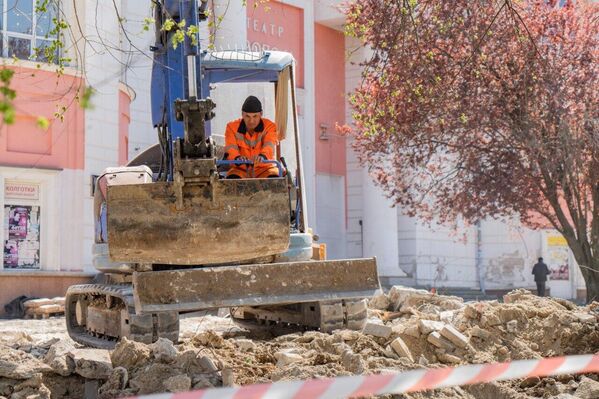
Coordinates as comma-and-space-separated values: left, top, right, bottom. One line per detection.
132, 257, 380, 313
105, 178, 290, 265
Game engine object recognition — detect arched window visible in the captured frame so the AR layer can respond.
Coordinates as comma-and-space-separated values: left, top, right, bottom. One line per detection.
0, 0, 58, 62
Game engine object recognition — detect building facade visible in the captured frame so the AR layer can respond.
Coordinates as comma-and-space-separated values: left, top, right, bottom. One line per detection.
0, 0, 585, 313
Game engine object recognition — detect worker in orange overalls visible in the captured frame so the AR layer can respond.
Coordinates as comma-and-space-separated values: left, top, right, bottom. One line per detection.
223, 96, 280, 178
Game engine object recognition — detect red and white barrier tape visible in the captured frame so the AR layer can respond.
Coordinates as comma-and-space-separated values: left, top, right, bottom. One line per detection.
127, 354, 599, 399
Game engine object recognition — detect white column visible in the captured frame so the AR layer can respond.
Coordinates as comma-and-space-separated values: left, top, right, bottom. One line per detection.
362, 168, 399, 276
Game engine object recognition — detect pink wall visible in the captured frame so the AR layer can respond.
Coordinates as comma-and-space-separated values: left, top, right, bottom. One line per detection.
118, 89, 131, 166
314, 23, 346, 177
0, 66, 84, 170
247, 0, 304, 87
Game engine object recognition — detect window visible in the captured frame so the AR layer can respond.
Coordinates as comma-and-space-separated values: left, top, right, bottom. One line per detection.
0, 0, 58, 62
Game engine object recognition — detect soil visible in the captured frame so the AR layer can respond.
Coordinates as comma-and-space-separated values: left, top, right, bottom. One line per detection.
1, 289, 598, 398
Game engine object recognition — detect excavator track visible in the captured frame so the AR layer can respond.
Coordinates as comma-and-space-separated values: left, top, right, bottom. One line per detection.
65, 284, 179, 349
230, 299, 368, 335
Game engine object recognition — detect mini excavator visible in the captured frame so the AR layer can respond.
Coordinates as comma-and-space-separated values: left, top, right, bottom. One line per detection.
65, 0, 380, 348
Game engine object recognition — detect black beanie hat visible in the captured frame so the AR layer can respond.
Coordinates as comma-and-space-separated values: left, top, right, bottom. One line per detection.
242, 96, 262, 113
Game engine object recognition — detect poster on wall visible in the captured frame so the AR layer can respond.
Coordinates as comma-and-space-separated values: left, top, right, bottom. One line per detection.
3, 205, 40, 269
545, 234, 570, 281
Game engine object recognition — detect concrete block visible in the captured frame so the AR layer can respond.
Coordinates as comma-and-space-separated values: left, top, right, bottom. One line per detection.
362, 322, 393, 338
427, 332, 454, 350
440, 325, 469, 348
390, 337, 414, 362
418, 319, 445, 335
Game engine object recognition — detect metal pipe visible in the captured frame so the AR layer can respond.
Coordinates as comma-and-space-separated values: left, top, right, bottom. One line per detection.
187, 55, 198, 98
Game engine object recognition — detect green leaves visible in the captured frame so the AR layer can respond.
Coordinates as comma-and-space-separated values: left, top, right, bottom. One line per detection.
0, 68, 15, 124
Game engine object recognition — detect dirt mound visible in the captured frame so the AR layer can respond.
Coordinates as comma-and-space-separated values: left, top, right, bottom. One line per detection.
0, 288, 598, 398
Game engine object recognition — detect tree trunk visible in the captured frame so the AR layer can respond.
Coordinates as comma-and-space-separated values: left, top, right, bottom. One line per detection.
580, 263, 599, 303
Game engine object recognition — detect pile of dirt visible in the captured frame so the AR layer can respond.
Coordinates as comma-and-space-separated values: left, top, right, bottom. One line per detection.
1, 288, 598, 399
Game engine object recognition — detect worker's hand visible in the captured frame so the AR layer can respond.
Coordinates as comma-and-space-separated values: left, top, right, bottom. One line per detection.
235, 156, 249, 163
253, 155, 266, 165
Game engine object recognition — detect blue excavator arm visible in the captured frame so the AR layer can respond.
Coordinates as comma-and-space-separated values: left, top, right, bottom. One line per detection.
150, 0, 213, 181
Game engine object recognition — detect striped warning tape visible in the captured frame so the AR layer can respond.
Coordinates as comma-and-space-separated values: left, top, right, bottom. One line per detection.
127, 353, 599, 399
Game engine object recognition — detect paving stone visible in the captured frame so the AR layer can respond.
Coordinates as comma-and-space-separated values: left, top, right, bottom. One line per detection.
390, 337, 414, 362
427, 332, 454, 350
418, 319, 446, 335
440, 325, 469, 348
362, 322, 392, 338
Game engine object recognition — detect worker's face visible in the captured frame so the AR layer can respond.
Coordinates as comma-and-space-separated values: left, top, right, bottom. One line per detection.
242, 111, 262, 131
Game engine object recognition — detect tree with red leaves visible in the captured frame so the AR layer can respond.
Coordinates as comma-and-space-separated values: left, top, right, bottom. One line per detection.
344, 0, 599, 300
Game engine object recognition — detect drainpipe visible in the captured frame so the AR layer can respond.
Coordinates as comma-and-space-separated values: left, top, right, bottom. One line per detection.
475, 220, 486, 294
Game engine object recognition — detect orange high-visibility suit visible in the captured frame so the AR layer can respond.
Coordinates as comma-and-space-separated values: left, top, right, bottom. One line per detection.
223, 118, 279, 178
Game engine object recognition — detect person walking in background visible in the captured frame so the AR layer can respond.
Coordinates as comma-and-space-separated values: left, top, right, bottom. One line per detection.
532, 257, 551, 296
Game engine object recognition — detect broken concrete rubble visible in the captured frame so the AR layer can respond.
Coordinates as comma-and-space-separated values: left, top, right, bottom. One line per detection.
439, 325, 469, 348
0, 286, 597, 399
390, 337, 414, 362
362, 321, 392, 338
69, 349, 113, 379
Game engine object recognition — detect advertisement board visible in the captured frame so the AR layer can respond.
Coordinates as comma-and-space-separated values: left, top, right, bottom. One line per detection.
3, 205, 40, 269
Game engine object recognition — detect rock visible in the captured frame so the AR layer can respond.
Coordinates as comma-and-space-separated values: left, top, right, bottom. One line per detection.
362, 322, 392, 338
333, 343, 352, 355
149, 338, 177, 363
198, 355, 219, 372
463, 304, 481, 319
10, 384, 51, 399
520, 376, 540, 388
44, 340, 76, 376
437, 353, 461, 364
575, 313, 596, 324
497, 346, 509, 356
439, 325, 469, 348
418, 319, 445, 335
575, 376, 599, 399
439, 311, 455, 323
192, 375, 215, 389
418, 355, 429, 366
130, 363, 181, 394
506, 320, 518, 333
388, 286, 432, 311
235, 339, 257, 352
470, 326, 492, 340
192, 331, 226, 348
403, 324, 420, 338
341, 349, 365, 374
390, 337, 414, 362
164, 374, 192, 392
549, 394, 577, 399
427, 332, 454, 350
221, 367, 235, 387
69, 349, 113, 379
480, 313, 502, 327
368, 290, 390, 310
274, 350, 303, 368
98, 367, 128, 396
111, 337, 151, 369
0, 346, 52, 379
